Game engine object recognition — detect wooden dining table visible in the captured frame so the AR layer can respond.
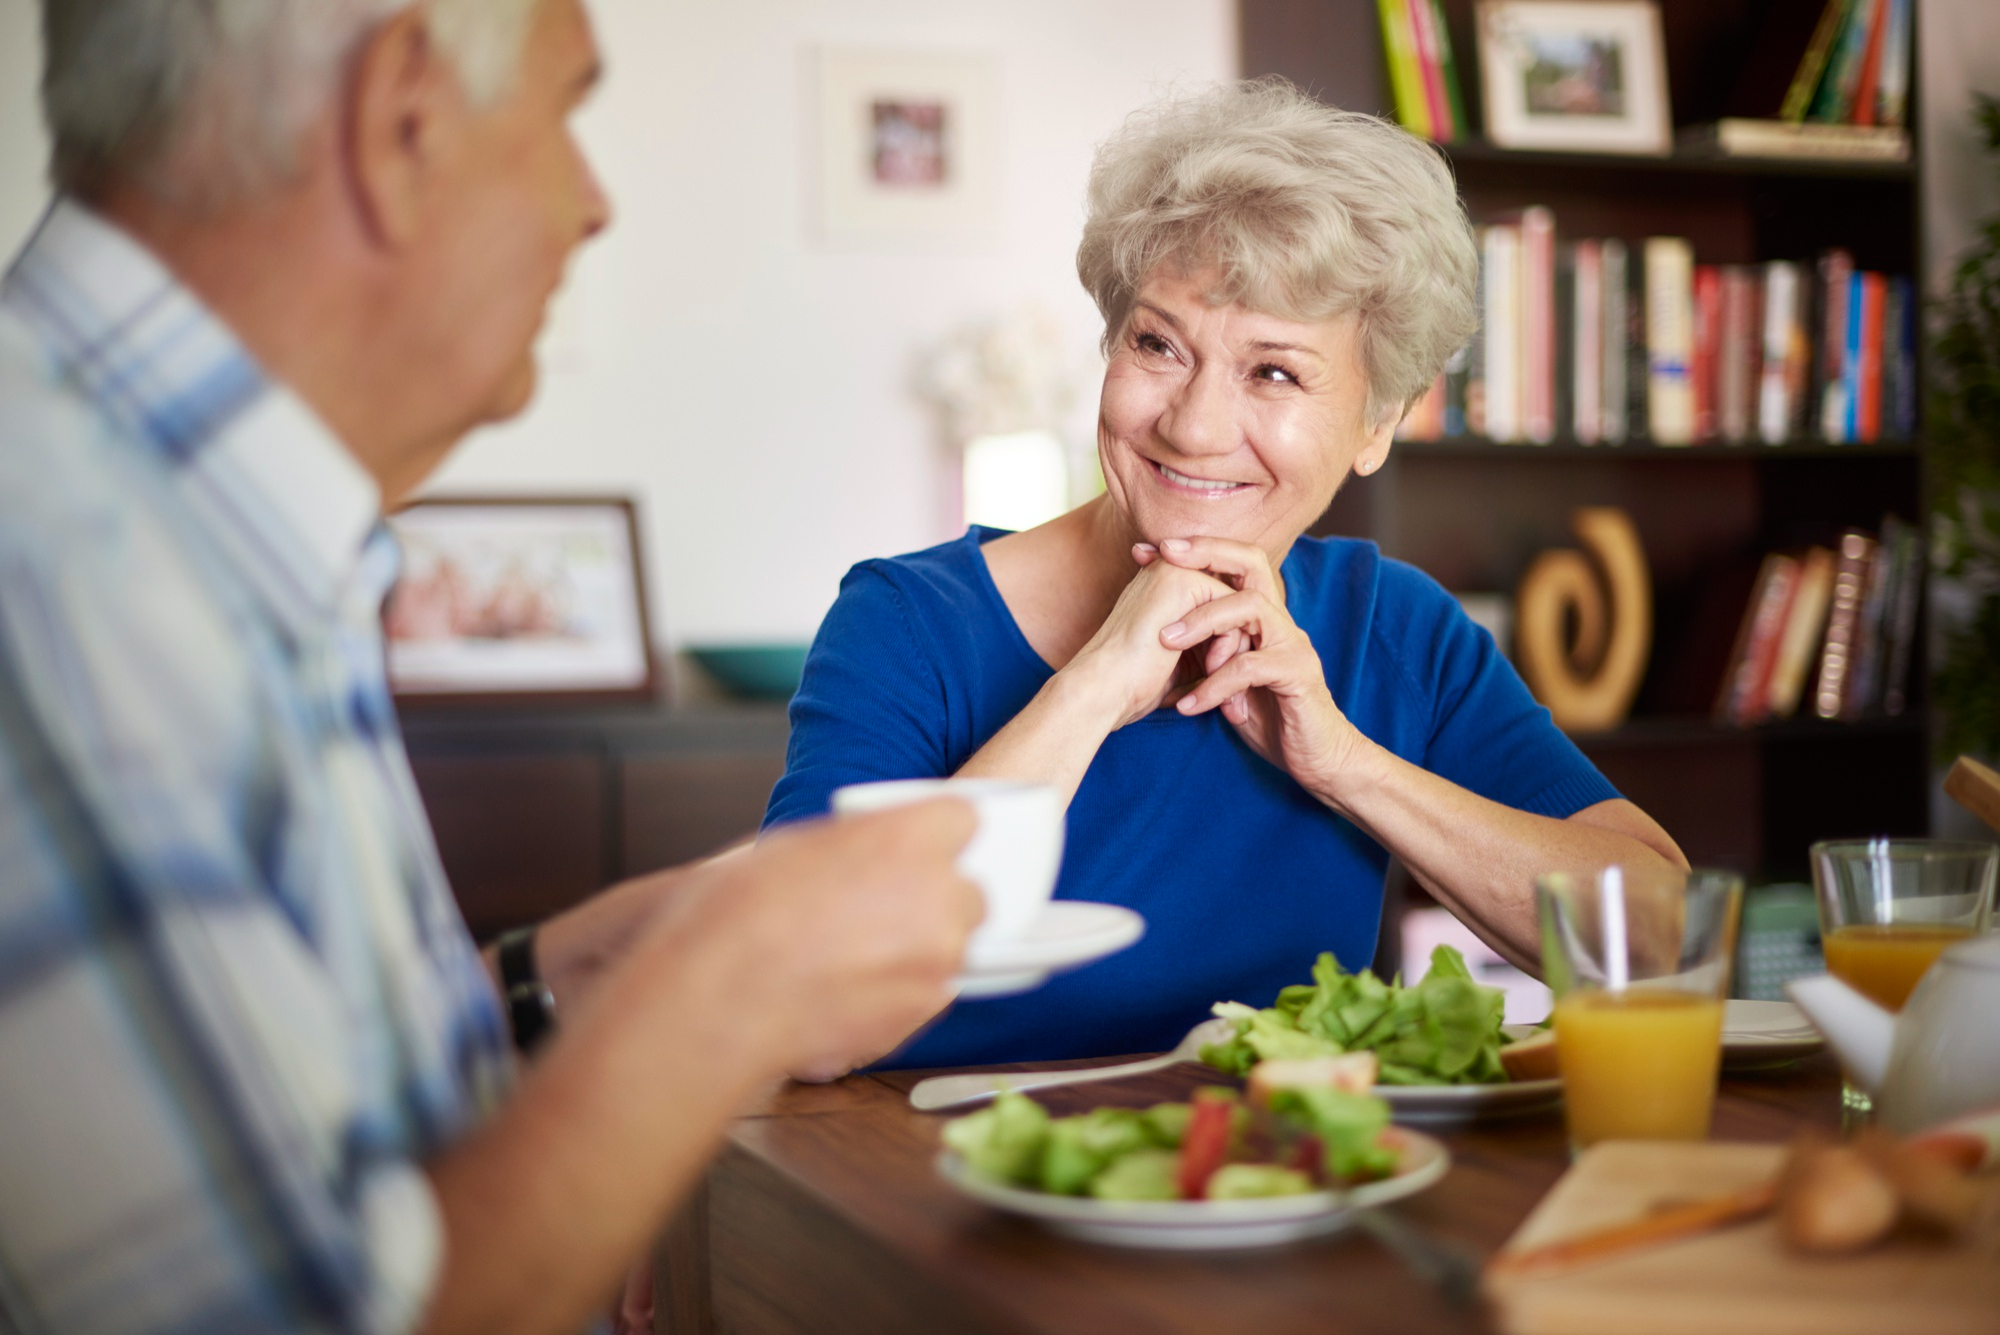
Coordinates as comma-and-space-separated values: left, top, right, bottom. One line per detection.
648, 1050, 1845, 1334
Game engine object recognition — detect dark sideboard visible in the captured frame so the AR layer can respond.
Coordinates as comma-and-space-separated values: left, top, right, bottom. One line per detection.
398, 700, 791, 941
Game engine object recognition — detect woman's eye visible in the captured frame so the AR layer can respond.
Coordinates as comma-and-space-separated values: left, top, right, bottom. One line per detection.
1135, 333, 1172, 356
1254, 363, 1298, 385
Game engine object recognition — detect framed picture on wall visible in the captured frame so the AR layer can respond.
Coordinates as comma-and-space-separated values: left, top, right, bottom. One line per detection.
383, 496, 658, 706
811, 47, 1000, 246
1475, 0, 1670, 156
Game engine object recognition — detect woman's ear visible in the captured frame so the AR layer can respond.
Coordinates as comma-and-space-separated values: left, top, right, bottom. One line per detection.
1353, 411, 1396, 477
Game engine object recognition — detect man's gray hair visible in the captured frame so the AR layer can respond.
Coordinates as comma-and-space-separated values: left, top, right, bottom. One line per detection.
1077, 79, 1479, 427
41, 0, 542, 204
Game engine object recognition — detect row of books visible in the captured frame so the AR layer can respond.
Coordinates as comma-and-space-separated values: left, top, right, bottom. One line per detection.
1783, 0, 1911, 129
1376, 0, 1466, 144
1690, 0, 1913, 161
1396, 208, 1916, 447
1715, 518, 1920, 728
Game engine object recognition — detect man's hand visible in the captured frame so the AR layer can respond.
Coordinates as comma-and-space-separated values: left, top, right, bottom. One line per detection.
617, 798, 985, 1080
422, 799, 980, 1335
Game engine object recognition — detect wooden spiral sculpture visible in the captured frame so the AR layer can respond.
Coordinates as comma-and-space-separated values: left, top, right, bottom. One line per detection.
1514, 507, 1652, 733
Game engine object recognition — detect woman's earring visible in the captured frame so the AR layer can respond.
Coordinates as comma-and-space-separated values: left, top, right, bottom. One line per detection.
1356, 457, 1379, 477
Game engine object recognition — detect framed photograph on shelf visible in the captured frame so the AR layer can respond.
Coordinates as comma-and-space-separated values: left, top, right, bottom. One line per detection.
383, 496, 657, 706
811, 47, 999, 247
1475, 1, 1670, 156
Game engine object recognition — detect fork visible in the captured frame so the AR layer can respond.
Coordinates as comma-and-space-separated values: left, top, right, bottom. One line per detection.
907, 1017, 1236, 1111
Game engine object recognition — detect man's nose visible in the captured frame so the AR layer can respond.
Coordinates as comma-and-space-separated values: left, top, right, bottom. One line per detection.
1156, 362, 1237, 458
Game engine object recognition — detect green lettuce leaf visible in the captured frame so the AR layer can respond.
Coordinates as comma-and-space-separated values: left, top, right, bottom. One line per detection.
942, 1090, 1048, 1185
1037, 1107, 1156, 1196
1206, 1163, 1316, 1199
1202, 945, 1508, 1086
1088, 1149, 1182, 1201
1267, 1086, 1398, 1182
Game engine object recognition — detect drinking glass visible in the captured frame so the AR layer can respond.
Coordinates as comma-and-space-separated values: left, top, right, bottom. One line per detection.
1809, 838, 1997, 1118
1537, 866, 1744, 1153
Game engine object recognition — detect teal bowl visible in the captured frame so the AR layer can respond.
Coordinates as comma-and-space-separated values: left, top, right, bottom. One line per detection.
687, 643, 811, 701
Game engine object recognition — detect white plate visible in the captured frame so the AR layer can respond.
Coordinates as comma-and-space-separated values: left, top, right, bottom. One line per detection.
954, 901, 1145, 999
1721, 998, 1825, 1069
937, 1125, 1450, 1249
1378, 1077, 1563, 1124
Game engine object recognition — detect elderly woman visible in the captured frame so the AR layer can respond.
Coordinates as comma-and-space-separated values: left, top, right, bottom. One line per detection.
766, 81, 1684, 1067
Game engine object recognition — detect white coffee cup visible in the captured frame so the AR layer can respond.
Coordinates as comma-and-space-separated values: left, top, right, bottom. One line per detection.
831, 778, 1065, 951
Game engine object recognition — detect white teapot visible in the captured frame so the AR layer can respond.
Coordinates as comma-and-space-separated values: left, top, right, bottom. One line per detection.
1788, 932, 2000, 1134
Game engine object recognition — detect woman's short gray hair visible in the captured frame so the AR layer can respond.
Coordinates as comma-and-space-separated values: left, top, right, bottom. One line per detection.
41, 0, 541, 205
1077, 79, 1478, 427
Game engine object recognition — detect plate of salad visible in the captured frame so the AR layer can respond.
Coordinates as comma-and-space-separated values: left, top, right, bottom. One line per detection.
1197, 946, 1562, 1124
937, 1082, 1449, 1249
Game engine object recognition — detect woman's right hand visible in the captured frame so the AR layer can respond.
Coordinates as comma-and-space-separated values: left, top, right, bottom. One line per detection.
1061, 547, 1237, 730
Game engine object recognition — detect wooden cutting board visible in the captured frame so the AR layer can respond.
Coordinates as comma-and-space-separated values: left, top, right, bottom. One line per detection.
1483, 1141, 2000, 1335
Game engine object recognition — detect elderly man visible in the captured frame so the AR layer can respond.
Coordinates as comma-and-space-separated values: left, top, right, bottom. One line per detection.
0, 3, 983, 1334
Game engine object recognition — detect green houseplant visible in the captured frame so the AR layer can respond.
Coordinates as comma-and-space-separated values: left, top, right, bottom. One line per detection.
1932, 96, 2000, 762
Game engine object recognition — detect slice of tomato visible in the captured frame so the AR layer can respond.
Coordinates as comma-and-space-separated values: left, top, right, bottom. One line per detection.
1178, 1090, 1237, 1200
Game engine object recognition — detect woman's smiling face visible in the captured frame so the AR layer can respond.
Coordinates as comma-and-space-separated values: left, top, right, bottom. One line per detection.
1096, 266, 1393, 564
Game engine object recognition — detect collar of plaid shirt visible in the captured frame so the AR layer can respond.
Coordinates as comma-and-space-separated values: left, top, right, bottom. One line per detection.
4, 197, 387, 632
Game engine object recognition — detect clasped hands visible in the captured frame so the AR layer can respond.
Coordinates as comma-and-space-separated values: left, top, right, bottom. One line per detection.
1066, 535, 1373, 804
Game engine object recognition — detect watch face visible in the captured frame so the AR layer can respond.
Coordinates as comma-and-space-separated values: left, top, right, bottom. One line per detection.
508, 983, 556, 1054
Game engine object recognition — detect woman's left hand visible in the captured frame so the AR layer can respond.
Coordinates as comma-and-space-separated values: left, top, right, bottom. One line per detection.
1141, 536, 1372, 802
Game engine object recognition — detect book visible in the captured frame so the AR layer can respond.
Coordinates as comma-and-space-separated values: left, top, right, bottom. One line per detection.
1816, 249, 1855, 440
1692, 265, 1723, 442
1378, 0, 1432, 140
1844, 515, 1901, 716
1426, 0, 1470, 143
1718, 552, 1803, 725
1645, 238, 1696, 445
1406, 0, 1455, 142
1855, 270, 1885, 441
1811, 0, 1881, 124
1769, 545, 1837, 719
1849, 0, 1892, 128
1814, 530, 1877, 718
1696, 119, 1909, 161
1572, 240, 1603, 445
1521, 207, 1557, 444
1877, 0, 1912, 127
1719, 266, 1760, 444
1625, 247, 1650, 443
1758, 261, 1808, 444
1442, 339, 1470, 437
1601, 240, 1629, 444
1887, 275, 1916, 438
1483, 224, 1523, 442
1782, 0, 1852, 122
1464, 241, 1487, 436
1880, 519, 1921, 716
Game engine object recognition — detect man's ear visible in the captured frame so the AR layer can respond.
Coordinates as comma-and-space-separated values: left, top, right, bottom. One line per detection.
346, 7, 460, 247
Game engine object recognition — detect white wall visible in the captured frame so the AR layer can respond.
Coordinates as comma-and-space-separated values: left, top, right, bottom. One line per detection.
433, 0, 1236, 646
0, 0, 1234, 648
0, 1, 43, 257
1919, 0, 2000, 294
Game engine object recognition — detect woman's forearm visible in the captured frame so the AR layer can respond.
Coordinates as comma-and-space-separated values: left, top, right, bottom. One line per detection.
1319, 741, 1688, 973
955, 666, 1125, 802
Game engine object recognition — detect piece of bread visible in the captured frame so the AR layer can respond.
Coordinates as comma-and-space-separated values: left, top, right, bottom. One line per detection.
1246, 1052, 1378, 1107
1499, 1029, 1559, 1082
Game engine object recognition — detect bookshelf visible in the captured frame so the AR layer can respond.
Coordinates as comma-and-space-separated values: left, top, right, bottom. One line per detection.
1243, 0, 1931, 882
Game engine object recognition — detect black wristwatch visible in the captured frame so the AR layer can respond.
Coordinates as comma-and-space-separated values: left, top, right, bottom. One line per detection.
497, 927, 556, 1055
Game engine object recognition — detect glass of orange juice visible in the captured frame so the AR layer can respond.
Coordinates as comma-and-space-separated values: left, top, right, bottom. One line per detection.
1537, 867, 1744, 1153
1810, 839, 1996, 1116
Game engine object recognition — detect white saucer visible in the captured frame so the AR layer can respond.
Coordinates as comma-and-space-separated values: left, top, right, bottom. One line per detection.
954, 901, 1146, 998
1720, 998, 1825, 1069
